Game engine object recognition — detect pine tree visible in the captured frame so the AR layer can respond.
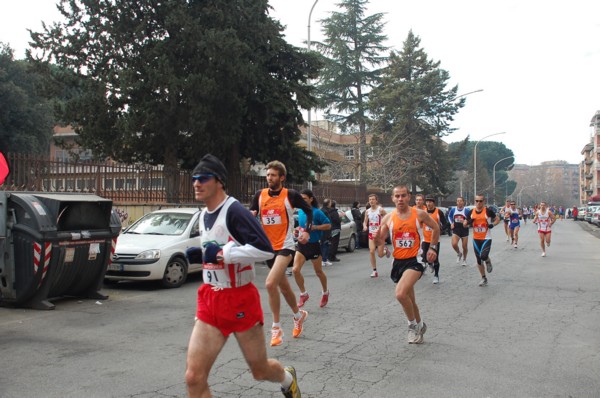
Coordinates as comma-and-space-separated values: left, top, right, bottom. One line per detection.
368, 31, 463, 195
314, 0, 388, 182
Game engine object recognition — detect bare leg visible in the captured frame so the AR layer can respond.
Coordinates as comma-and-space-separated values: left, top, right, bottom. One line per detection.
461, 236, 469, 260
292, 252, 307, 293
185, 320, 227, 398
265, 254, 293, 324
310, 257, 328, 292
368, 239, 377, 269
235, 323, 287, 383
451, 234, 461, 255
394, 270, 422, 322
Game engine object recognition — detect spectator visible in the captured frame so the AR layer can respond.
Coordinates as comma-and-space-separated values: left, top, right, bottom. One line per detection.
351, 201, 363, 249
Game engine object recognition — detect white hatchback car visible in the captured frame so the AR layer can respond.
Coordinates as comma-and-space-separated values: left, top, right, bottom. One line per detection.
105, 208, 203, 288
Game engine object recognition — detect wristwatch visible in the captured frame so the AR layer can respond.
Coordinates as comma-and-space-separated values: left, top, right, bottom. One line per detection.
430, 244, 438, 250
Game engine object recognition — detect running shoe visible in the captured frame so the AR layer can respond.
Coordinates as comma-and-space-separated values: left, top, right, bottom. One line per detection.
383, 246, 391, 258
432, 276, 439, 285
322, 260, 332, 266
485, 258, 493, 273
319, 292, 329, 308
478, 277, 488, 287
298, 293, 309, 308
513, 243, 518, 249
271, 327, 284, 346
281, 366, 301, 398
414, 322, 427, 344
370, 270, 378, 278
292, 310, 308, 338
541, 252, 546, 257
456, 252, 462, 263
427, 262, 435, 273
285, 269, 293, 276
461, 259, 467, 267
407, 324, 418, 344
547, 241, 551, 247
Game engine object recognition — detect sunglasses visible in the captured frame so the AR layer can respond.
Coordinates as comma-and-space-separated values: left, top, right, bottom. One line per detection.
475, 200, 484, 202
192, 174, 215, 184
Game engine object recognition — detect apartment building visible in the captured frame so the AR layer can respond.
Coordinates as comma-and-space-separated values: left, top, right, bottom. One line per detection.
580, 110, 600, 203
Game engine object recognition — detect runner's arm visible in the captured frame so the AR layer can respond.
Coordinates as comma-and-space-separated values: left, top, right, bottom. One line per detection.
224, 201, 274, 264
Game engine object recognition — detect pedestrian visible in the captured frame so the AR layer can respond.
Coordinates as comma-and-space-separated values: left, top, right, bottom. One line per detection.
532, 201, 556, 257
572, 206, 579, 221
249, 160, 310, 347
447, 196, 471, 266
184, 154, 300, 398
463, 194, 499, 287
322, 198, 342, 262
363, 193, 390, 278
320, 201, 333, 267
293, 189, 331, 308
508, 200, 522, 248
422, 195, 448, 284
351, 201, 363, 249
374, 185, 440, 344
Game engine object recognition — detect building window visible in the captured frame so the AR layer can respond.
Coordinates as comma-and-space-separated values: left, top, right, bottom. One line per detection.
345, 148, 354, 160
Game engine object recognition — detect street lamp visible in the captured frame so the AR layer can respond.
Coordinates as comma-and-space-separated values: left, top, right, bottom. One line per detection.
473, 132, 506, 199
492, 155, 514, 205
306, 0, 319, 190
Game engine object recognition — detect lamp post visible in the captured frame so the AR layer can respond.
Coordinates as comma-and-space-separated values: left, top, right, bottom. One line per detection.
473, 132, 506, 200
306, 0, 319, 190
492, 155, 514, 205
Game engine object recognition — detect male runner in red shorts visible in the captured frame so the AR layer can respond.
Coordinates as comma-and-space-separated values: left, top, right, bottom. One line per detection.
185, 154, 300, 398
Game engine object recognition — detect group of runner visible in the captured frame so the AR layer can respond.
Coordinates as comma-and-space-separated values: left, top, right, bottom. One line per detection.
182, 154, 558, 397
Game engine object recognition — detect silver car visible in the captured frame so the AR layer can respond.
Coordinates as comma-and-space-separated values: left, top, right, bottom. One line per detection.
105, 208, 203, 288
339, 210, 358, 252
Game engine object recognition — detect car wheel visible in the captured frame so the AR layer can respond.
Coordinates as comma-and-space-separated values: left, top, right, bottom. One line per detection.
162, 257, 188, 288
346, 234, 356, 252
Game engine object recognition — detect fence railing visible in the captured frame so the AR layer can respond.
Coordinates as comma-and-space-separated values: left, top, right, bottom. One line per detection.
1, 153, 386, 207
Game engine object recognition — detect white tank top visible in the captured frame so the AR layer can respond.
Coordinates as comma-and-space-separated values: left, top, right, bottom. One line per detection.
199, 197, 255, 288
536, 209, 552, 232
366, 206, 384, 235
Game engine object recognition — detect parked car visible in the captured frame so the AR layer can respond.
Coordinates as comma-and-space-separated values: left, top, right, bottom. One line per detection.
339, 210, 358, 252
591, 208, 600, 227
577, 206, 586, 221
585, 205, 599, 224
105, 208, 203, 288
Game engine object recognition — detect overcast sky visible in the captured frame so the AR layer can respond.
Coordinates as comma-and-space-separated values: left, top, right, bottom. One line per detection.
2, 0, 599, 166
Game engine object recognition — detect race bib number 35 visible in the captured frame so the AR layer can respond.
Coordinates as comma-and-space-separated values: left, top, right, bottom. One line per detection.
261, 209, 282, 225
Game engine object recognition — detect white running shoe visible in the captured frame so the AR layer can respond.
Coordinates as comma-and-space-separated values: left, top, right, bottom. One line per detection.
541, 252, 546, 257
513, 243, 518, 249
461, 259, 467, 267
432, 276, 439, 284
370, 270, 378, 278
456, 252, 462, 264
407, 324, 418, 344
285, 269, 293, 276
478, 277, 488, 287
547, 241, 551, 247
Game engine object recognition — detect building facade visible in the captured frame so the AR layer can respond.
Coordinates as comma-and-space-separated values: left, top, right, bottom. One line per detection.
580, 110, 600, 203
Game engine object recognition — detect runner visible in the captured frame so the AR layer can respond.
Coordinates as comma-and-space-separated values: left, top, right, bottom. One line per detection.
447, 196, 471, 266
422, 195, 448, 285
414, 193, 427, 211
363, 193, 389, 278
508, 201, 522, 248
464, 194, 499, 287
293, 189, 331, 308
374, 185, 440, 344
249, 161, 310, 347
532, 201, 556, 257
500, 199, 512, 242
185, 154, 300, 398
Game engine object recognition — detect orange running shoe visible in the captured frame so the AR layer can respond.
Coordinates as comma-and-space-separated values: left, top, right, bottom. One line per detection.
270, 326, 284, 346
292, 310, 308, 338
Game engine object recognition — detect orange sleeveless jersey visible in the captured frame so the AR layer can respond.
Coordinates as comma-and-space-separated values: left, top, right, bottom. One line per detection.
422, 208, 440, 243
388, 207, 422, 259
471, 207, 491, 240
258, 188, 294, 251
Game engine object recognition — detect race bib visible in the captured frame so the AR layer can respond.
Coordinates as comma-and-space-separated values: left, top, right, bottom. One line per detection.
454, 215, 465, 223
394, 231, 416, 248
368, 221, 379, 233
202, 262, 229, 285
473, 223, 487, 233
261, 209, 282, 225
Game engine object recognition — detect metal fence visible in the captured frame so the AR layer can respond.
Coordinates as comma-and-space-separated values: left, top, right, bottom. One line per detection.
0, 153, 384, 207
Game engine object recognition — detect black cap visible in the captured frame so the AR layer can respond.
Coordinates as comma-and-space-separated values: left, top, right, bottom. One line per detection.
425, 195, 435, 202
193, 154, 227, 187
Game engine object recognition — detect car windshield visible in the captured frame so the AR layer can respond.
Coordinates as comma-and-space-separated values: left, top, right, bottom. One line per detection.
126, 212, 193, 236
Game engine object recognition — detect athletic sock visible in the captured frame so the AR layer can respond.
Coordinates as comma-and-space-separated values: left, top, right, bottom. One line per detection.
408, 319, 417, 326
272, 322, 281, 329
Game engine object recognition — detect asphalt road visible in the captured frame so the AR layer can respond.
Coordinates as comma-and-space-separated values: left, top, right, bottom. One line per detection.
1, 219, 599, 397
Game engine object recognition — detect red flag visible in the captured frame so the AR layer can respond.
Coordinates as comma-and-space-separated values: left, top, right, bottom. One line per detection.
0, 151, 9, 185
